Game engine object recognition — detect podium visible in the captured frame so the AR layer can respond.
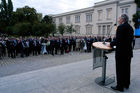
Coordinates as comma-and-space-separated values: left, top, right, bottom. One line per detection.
92, 42, 115, 86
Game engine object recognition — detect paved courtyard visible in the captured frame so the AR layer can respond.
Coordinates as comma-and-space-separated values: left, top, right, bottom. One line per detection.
0, 49, 140, 93
0, 52, 92, 77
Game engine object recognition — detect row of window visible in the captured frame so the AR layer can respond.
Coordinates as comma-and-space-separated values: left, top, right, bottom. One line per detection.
97, 7, 129, 21
58, 8, 114, 24
74, 25, 111, 35
74, 25, 92, 35
58, 13, 93, 24
98, 8, 112, 21
98, 25, 111, 35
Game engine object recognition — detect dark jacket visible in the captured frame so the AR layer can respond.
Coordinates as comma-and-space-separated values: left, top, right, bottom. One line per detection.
111, 22, 134, 58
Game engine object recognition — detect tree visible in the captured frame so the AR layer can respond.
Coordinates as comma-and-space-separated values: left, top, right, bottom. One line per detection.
50, 24, 57, 36
42, 15, 54, 24
32, 23, 52, 37
15, 6, 39, 24
7, 0, 13, 18
135, 0, 140, 8
5, 26, 14, 36
42, 15, 57, 36
58, 23, 66, 36
133, 0, 140, 29
66, 24, 76, 34
13, 22, 31, 37
0, 0, 13, 34
133, 12, 140, 28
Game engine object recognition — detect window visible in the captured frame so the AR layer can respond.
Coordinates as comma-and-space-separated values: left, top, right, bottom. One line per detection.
59, 17, 63, 24
98, 10, 103, 21
107, 25, 111, 35
86, 26, 92, 35
75, 25, 80, 34
75, 15, 80, 23
122, 9, 124, 14
102, 25, 106, 35
86, 13, 92, 22
121, 8, 129, 15
66, 16, 71, 24
53, 18, 56, 23
106, 8, 112, 20
98, 26, 101, 35
125, 8, 128, 15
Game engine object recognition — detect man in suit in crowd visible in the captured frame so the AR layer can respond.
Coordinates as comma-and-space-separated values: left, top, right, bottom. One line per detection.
19, 39, 25, 57
0, 41, 2, 59
50, 37, 55, 56
109, 14, 134, 92
55, 38, 60, 55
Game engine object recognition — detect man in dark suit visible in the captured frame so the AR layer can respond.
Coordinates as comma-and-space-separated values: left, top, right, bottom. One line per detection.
0, 41, 2, 59
109, 14, 134, 92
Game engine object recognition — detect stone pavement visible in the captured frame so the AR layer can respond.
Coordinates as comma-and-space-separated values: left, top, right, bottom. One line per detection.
0, 49, 140, 93
0, 52, 92, 77
135, 38, 140, 49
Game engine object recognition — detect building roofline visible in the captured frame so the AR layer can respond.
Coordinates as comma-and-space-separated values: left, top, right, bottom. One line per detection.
52, 0, 117, 17
94, 0, 119, 7
52, 7, 94, 17
52, 0, 135, 18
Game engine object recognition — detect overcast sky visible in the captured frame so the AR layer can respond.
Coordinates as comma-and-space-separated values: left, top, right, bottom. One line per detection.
12, 0, 104, 16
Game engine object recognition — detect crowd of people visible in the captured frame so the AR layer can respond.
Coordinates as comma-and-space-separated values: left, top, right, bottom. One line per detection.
0, 36, 114, 59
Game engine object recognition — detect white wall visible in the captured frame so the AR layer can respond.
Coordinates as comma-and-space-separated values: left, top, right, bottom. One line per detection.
53, 0, 136, 36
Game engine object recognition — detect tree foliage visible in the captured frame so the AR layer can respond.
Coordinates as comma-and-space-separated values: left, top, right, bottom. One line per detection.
13, 22, 31, 36
66, 24, 76, 34
42, 15, 53, 24
0, 1, 56, 37
42, 15, 57, 36
135, 0, 140, 8
133, 0, 140, 29
133, 12, 140, 28
32, 23, 51, 37
15, 6, 39, 24
0, 0, 13, 34
50, 24, 57, 36
58, 23, 66, 36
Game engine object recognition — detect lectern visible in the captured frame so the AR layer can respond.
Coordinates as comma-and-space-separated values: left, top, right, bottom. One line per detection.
92, 42, 115, 86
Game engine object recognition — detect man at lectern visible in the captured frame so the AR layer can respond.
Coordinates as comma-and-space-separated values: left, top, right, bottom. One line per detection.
109, 14, 134, 92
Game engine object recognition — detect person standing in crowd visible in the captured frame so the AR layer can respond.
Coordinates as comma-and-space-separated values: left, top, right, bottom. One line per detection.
37, 38, 41, 55
46, 38, 50, 54
41, 38, 47, 54
1, 39, 6, 57
9, 39, 16, 58
0, 40, 2, 59
108, 14, 134, 92
80, 39, 84, 52
19, 39, 25, 57
25, 39, 30, 57
72, 37, 76, 51
86, 36, 93, 52
32, 39, 38, 56
59, 38, 64, 55
55, 38, 60, 55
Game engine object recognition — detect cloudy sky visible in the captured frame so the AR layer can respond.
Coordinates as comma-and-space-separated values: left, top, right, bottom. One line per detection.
12, 0, 104, 16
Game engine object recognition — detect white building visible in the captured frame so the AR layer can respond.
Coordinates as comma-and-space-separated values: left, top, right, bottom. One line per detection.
52, 0, 137, 36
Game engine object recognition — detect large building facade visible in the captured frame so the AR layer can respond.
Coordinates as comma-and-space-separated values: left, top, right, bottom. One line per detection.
52, 0, 137, 36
